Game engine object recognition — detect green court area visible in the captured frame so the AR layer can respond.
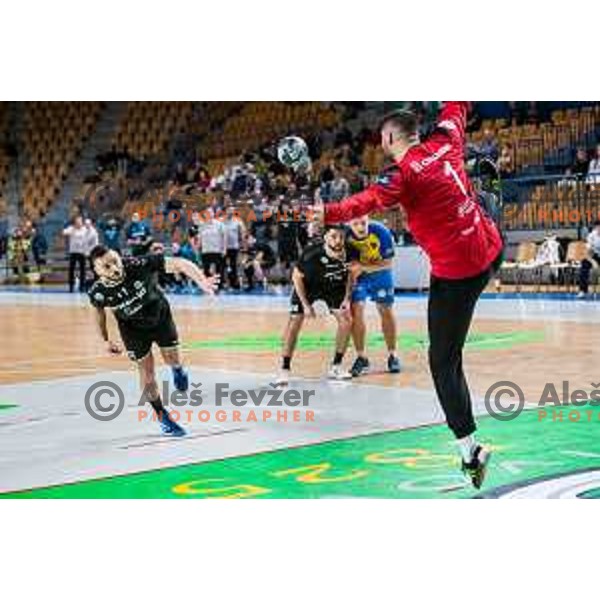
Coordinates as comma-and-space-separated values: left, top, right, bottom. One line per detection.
4, 405, 599, 499
184, 330, 544, 353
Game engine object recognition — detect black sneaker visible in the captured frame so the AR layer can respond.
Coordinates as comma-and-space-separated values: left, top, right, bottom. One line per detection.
461, 445, 491, 489
350, 356, 370, 377
387, 355, 402, 374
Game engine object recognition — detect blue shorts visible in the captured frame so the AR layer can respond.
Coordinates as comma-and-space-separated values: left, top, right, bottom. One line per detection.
352, 270, 395, 305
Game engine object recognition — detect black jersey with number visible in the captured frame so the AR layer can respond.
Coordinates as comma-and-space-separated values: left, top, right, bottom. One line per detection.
296, 242, 349, 298
88, 254, 169, 326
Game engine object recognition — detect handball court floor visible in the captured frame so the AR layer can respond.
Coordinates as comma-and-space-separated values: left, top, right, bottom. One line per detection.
1, 290, 600, 499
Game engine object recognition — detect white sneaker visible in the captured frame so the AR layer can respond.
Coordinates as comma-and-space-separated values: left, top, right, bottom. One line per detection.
274, 369, 290, 386
577, 291, 587, 299
327, 364, 352, 380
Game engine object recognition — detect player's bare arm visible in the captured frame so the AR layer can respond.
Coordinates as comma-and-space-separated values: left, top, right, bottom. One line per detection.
291, 266, 315, 318
340, 267, 356, 314
94, 306, 121, 355
354, 258, 393, 275
164, 257, 219, 295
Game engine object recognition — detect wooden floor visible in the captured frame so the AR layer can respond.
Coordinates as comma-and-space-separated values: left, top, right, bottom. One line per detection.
1, 291, 600, 497
1, 291, 598, 401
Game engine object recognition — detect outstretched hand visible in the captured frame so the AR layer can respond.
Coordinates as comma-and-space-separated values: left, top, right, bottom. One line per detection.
107, 340, 122, 355
200, 274, 220, 295
312, 188, 325, 228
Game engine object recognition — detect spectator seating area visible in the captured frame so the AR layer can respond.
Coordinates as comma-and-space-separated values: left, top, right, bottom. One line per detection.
203, 102, 339, 175
2, 100, 600, 295
502, 176, 600, 231
467, 105, 600, 173
113, 101, 194, 159
499, 239, 598, 293
21, 101, 104, 221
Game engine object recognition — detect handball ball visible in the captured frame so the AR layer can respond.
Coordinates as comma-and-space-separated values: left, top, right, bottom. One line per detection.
277, 136, 311, 172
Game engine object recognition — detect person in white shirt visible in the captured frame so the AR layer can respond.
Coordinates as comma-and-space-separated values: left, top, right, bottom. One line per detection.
587, 145, 600, 185
84, 219, 99, 256
578, 220, 600, 297
199, 208, 227, 290
223, 207, 245, 289
534, 234, 561, 266
63, 215, 89, 292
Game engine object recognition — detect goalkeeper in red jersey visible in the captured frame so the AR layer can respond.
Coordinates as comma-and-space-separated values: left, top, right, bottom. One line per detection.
315, 102, 504, 489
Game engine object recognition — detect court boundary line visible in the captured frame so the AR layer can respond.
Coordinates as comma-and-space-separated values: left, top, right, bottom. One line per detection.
0, 418, 450, 497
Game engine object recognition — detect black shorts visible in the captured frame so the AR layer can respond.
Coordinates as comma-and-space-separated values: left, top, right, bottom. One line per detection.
289, 287, 346, 315
117, 302, 179, 361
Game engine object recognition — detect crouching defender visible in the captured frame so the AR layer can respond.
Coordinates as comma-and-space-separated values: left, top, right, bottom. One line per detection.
277, 225, 354, 385
88, 245, 218, 436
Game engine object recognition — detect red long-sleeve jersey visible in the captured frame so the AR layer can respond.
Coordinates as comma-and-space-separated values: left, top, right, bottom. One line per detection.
325, 102, 503, 280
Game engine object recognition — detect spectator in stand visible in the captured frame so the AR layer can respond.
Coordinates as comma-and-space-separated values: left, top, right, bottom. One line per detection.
63, 215, 88, 292
199, 208, 227, 290
318, 160, 336, 202
177, 228, 201, 264
534, 233, 562, 266
84, 218, 99, 253
578, 220, 600, 298
242, 233, 276, 292
572, 147, 590, 176
30, 225, 48, 274
251, 196, 273, 245
169, 230, 202, 293
497, 144, 514, 178
335, 126, 353, 148
197, 167, 212, 192
8, 227, 31, 282
100, 216, 122, 253
478, 128, 499, 161
223, 207, 245, 289
126, 212, 153, 256
587, 145, 600, 185
83, 218, 99, 288
117, 145, 129, 177
173, 162, 187, 186
331, 169, 350, 200
276, 200, 300, 274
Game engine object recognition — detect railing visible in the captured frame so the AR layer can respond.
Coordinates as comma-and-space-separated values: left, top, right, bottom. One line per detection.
499, 174, 600, 234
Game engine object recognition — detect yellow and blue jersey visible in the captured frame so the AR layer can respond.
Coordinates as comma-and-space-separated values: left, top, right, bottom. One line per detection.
346, 221, 396, 305
346, 221, 395, 265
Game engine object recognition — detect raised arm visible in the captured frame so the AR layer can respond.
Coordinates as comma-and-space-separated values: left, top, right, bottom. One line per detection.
435, 101, 471, 147
165, 257, 218, 295
324, 168, 406, 224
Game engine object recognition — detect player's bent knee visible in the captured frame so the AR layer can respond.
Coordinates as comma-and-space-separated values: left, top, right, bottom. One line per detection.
290, 314, 305, 327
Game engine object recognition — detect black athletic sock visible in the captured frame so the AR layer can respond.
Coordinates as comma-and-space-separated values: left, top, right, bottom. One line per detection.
150, 398, 165, 416
333, 352, 344, 366
282, 356, 291, 370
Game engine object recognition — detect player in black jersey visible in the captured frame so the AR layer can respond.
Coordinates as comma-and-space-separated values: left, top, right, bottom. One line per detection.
276, 225, 355, 385
88, 245, 218, 436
